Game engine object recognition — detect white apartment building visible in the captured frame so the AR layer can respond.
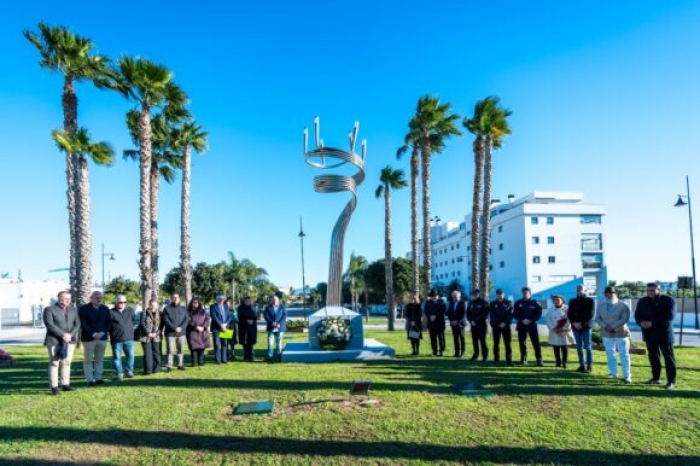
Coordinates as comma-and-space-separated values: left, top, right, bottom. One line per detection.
0, 279, 69, 327
424, 192, 607, 300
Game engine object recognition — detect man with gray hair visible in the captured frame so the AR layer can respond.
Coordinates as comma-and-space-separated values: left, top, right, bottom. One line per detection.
446, 290, 467, 358
78, 290, 111, 386
109, 295, 136, 380
43, 290, 80, 395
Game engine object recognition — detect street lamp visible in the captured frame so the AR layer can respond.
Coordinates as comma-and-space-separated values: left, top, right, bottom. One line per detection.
674, 175, 699, 330
298, 216, 308, 320
101, 243, 115, 292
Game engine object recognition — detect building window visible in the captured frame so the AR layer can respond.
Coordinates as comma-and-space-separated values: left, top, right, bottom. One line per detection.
582, 253, 603, 269
532, 275, 542, 283
533, 256, 541, 264
548, 236, 555, 244
499, 243, 504, 251
532, 236, 540, 245
581, 215, 602, 224
451, 259, 454, 264
489, 264, 493, 271
467, 246, 470, 251
582, 233, 602, 250
531, 217, 539, 225
450, 245, 454, 251
547, 216, 554, 225
500, 261, 505, 268
548, 256, 556, 264
457, 271, 461, 276
498, 225, 503, 233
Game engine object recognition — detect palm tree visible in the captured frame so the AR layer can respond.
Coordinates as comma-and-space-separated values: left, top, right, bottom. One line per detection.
479, 98, 512, 295
412, 95, 461, 297
224, 253, 268, 302
464, 96, 512, 295
172, 121, 208, 303
345, 253, 368, 317
51, 127, 114, 305
376, 166, 408, 331
24, 23, 114, 302
115, 57, 183, 307
396, 118, 421, 300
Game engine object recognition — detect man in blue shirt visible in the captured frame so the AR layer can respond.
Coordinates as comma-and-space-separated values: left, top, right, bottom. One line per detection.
264, 296, 287, 362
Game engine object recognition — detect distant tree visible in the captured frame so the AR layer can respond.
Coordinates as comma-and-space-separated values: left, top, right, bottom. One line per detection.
191, 262, 228, 305
447, 279, 464, 295
364, 257, 414, 307
104, 275, 141, 305
345, 253, 368, 313
313, 282, 328, 308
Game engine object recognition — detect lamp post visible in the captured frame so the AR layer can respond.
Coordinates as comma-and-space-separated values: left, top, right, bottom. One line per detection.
674, 175, 699, 330
298, 216, 307, 320
101, 243, 115, 293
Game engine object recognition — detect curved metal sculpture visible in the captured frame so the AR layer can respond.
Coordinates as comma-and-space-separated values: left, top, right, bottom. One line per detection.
303, 117, 366, 308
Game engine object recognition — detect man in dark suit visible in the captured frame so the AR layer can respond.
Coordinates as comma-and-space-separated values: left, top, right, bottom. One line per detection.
635, 282, 677, 390
424, 289, 446, 356
43, 290, 80, 395
78, 290, 111, 386
210, 293, 235, 364
513, 287, 544, 366
446, 290, 467, 358
490, 288, 514, 366
466, 289, 489, 362
163, 293, 188, 372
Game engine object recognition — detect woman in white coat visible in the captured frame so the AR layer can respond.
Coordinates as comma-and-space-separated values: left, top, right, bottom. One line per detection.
546, 294, 575, 368
595, 285, 632, 383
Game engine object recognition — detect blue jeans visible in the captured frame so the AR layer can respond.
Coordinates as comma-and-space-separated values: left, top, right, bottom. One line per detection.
267, 331, 284, 358
573, 328, 592, 367
112, 340, 135, 377
213, 331, 228, 363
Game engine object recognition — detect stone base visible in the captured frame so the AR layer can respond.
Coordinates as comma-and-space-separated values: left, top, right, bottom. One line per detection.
308, 306, 364, 350
282, 338, 395, 363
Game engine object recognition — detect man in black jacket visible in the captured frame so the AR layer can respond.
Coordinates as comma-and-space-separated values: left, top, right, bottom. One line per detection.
43, 290, 80, 395
78, 291, 111, 386
466, 289, 489, 362
446, 290, 467, 358
424, 289, 446, 356
163, 293, 188, 372
490, 289, 513, 366
109, 295, 136, 380
635, 282, 677, 390
568, 285, 596, 373
513, 287, 543, 366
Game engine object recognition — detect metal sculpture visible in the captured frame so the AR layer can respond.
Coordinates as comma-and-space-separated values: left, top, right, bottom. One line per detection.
303, 117, 366, 307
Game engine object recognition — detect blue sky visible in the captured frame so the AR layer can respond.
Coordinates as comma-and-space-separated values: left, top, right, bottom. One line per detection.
1, 0, 699, 290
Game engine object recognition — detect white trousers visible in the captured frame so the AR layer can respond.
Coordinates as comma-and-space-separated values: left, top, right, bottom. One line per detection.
47, 343, 75, 388
82, 339, 107, 382
603, 336, 631, 380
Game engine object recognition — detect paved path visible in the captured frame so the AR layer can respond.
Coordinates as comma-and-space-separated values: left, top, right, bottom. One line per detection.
2, 323, 699, 348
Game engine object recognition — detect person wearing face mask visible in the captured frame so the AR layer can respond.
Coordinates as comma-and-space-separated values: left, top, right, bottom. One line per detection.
634, 282, 677, 390
595, 286, 632, 383
545, 294, 574, 368
424, 289, 446, 357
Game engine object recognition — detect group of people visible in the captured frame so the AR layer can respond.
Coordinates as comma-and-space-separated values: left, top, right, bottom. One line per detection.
403, 282, 678, 389
42, 290, 287, 395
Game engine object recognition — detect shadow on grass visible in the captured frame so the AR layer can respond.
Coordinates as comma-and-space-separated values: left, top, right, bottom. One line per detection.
0, 426, 697, 466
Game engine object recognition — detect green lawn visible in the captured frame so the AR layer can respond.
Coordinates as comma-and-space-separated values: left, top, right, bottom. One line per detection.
0, 330, 698, 465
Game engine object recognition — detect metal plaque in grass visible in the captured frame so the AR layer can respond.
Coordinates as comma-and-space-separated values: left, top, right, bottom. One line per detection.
450, 383, 497, 398
233, 401, 274, 415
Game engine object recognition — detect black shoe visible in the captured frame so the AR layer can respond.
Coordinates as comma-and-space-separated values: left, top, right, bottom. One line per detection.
506, 361, 513, 367
87, 381, 95, 387
431, 353, 438, 357
562, 362, 567, 369
665, 382, 676, 390
438, 352, 443, 357
95, 379, 106, 385
61, 385, 75, 392
536, 360, 544, 367
521, 359, 528, 366
555, 362, 561, 368
645, 379, 661, 385
576, 365, 586, 373
469, 356, 478, 362
125, 372, 134, 379
215, 361, 221, 365
482, 359, 488, 364
177, 366, 186, 371
166, 367, 172, 373
585, 366, 592, 374
50, 386, 59, 396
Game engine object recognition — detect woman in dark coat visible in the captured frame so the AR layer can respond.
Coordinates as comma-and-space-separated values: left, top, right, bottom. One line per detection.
187, 298, 211, 367
138, 298, 163, 374
404, 295, 423, 355
237, 296, 258, 362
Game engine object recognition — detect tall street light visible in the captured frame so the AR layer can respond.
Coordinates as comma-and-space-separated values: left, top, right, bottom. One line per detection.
298, 216, 307, 320
674, 175, 699, 329
101, 243, 115, 293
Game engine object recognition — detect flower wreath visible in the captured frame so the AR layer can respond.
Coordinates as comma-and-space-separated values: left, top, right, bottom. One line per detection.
316, 316, 352, 351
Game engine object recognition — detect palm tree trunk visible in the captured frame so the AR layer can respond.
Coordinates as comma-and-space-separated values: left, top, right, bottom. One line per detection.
180, 144, 193, 304
150, 159, 160, 301
410, 146, 420, 299
138, 106, 153, 309
385, 183, 395, 331
62, 79, 78, 300
470, 137, 484, 294
74, 155, 92, 307
479, 136, 493, 295
350, 275, 356, 312
420, 142, 432, 297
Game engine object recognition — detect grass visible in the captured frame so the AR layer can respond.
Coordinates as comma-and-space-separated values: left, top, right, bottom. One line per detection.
0, 330, 698, 465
